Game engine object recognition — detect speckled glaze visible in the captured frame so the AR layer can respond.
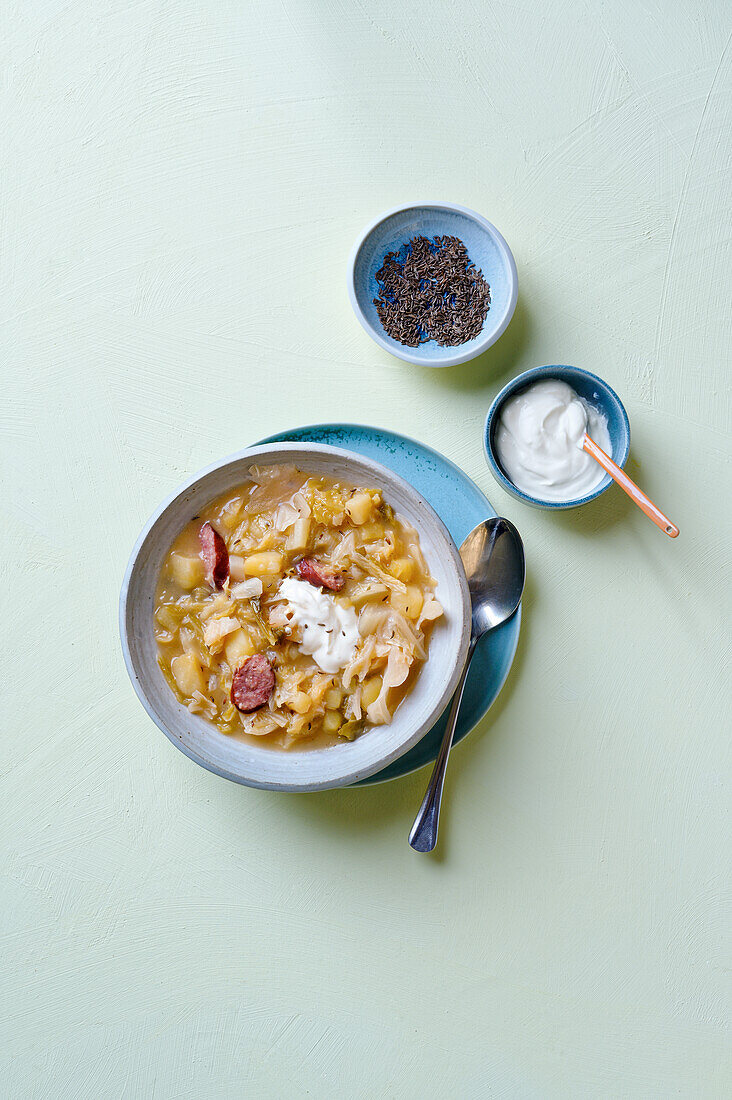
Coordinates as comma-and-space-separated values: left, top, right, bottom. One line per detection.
120, 442, 471, 792
484, 365, 631, 510
257, 424, 522, 784
347, 202, 518, 367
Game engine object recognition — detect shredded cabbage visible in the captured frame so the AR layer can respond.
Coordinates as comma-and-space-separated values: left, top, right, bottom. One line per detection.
292, 491, 311, 518
351, 549, 407, 593
329, 530, 355, 567
417, 595, 443, 630
230, 578, 263, 600
203, 616, 240, 650
274, 502, 299, 531
245, 465, 307, 515
345, 685, 362, 720
188, 690, 216, 719
341, 635, 376, 691
198, 594, 234, 621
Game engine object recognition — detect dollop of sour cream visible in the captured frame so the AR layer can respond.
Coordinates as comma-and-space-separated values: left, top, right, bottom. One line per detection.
495, 379, 612, 502
277, 577, 359, 674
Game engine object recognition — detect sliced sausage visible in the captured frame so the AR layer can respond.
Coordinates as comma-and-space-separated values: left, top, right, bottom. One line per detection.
231, 653, 275, 712
295, 557, 345, 591
199, 522, 229, 589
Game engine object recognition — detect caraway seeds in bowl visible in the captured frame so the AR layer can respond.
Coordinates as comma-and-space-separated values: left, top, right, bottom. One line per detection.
373, 235, 491, 348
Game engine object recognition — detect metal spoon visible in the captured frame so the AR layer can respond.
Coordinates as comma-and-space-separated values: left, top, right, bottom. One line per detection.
409, 518, 526, 853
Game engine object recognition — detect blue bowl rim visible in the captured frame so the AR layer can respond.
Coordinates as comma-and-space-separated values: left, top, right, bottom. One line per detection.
347, 200, 519, 368
483, 365, 631, 509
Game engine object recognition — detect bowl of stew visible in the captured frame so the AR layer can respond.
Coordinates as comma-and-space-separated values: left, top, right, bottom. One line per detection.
120, 443, 471, 791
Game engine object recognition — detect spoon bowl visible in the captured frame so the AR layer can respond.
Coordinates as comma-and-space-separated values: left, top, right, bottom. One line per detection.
462, 518, 526, 633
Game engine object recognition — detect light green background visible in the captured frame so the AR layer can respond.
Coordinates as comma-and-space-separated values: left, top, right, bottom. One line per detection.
2, 2, 730, 1097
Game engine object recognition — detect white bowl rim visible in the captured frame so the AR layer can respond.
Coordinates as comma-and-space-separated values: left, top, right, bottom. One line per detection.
347, 200, 519, 368
119, 442, 472, 791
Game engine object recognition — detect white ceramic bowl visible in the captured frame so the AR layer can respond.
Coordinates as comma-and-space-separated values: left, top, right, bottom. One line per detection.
120, 443, 471, 791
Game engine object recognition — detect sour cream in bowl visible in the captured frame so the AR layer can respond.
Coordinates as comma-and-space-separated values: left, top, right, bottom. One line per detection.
275, 577, 359, 675
484, 366, 631, 510
495, 379, 612, 502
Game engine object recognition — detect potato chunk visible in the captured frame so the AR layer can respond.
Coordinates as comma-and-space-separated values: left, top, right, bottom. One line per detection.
169, 553, 205, 590
242, 551, 283, 577
404, 585, 424, 620
224, 628, 256, 666
389, 557, 415, 583
170, 652, 206, 696
345, 491, 374, 526
361, 676, 383, 709
325, 687, 343, 709
289, 691, 312, 715
322, 710, 342, 733
390, 585, 423, 620
286, 516, 310, 551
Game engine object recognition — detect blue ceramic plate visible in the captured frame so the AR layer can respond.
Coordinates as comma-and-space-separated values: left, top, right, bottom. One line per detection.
255, 423, 522, 784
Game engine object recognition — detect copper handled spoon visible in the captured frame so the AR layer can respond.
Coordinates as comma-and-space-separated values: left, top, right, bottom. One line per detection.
583, 435, 679, 538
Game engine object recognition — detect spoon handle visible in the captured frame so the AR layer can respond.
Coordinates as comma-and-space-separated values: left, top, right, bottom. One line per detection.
409, 635, 478, 852
583, 435, 679, 538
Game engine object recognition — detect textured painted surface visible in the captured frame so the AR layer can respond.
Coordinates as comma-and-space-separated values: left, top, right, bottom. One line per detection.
1, 1, 730, 1096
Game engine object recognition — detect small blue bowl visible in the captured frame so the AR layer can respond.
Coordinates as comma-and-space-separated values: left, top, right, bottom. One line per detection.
484, 365, 631, 509
347, 202, 518, 368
